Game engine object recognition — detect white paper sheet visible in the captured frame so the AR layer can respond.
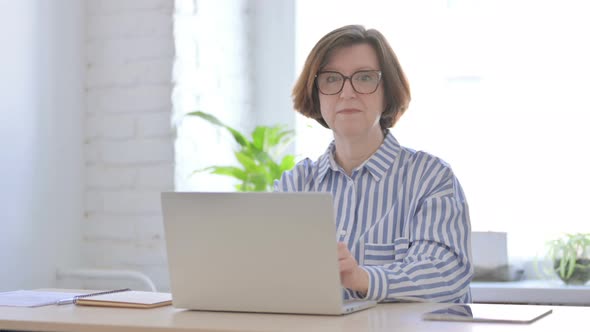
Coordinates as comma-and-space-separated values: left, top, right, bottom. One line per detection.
0, 290, 85, 307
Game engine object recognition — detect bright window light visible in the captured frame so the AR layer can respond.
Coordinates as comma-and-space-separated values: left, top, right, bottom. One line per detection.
295, 0, 590, 261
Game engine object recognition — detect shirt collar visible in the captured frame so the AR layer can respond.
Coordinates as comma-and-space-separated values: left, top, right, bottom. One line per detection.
316, 130, 401, 183
363, 131, 401, 181
316, 142, 336, 183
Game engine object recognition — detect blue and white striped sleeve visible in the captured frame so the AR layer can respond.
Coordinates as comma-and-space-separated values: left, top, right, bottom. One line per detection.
274, 158, 313, 192
359, 166, 473, 303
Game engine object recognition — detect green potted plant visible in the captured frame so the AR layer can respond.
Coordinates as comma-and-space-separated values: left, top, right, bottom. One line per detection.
186, 111, 296, 192
544, 233, 590, 285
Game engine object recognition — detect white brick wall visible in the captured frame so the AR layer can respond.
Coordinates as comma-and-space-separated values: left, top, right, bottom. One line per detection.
83, 0, 254, 292
86, 86, 173, 113
84, 0, 174, 291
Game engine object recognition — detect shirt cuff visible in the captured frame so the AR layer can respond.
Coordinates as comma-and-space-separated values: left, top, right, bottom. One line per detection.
356, 266, 388, 302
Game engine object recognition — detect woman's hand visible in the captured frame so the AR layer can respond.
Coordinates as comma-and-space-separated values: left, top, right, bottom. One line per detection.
337, 242, 369, 294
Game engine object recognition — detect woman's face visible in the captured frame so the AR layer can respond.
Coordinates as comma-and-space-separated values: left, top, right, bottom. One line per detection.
318, 43, 384, 140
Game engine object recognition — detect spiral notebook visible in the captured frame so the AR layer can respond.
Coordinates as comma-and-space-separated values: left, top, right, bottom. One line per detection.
73, 289, 172, 309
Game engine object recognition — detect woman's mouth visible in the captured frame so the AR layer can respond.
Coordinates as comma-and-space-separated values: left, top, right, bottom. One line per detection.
337, 108, 362, 114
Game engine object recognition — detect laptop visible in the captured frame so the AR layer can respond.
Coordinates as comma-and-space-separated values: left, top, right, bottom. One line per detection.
161, 192, 377, 315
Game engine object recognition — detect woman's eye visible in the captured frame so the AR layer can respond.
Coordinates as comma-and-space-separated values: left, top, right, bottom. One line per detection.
326, 75, 341, 83
358, 74, 373, 82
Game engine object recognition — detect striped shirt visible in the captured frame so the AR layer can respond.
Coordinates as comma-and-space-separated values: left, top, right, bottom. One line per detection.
274, 130, 473, 303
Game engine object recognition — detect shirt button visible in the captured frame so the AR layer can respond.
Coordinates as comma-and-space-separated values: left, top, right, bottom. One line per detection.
340, 230, 347, 237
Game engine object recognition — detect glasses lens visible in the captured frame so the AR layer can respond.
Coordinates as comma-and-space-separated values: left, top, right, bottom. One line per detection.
351, 71, 381, 94
317, 71, 381, 95
317, 72, 344, 95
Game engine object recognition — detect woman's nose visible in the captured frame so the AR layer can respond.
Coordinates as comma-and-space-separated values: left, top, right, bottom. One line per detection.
339, 78, 356, 98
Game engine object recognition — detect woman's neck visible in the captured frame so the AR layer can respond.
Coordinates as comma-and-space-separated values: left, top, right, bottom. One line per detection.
333, 129, 385, 176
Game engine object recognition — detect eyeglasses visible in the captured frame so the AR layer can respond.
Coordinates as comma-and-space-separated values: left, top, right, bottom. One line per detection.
315, 70, 382, 95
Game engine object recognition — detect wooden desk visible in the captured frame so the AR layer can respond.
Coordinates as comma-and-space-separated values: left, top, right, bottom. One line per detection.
0, 302, 582, 332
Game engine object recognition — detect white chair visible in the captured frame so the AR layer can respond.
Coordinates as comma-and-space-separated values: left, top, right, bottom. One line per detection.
56, 268, 157, 292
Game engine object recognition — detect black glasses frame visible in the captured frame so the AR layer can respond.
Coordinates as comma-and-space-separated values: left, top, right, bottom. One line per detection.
315, 70, 382, 95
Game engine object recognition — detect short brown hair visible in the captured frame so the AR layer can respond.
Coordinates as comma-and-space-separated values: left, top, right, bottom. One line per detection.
292, 25, 411, 129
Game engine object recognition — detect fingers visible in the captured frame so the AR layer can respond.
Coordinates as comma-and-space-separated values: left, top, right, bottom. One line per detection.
339, 258, 356, 272
337, 242, 357, 272
336, 243, 370, 292
337, 242, 348, 259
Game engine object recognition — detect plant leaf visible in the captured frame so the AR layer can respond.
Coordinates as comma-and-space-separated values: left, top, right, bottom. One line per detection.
208, 166, 248, 181
279, 154, 296, 171
234, 151, 258, 171
187, 111, 296, 192
247, 172, 269, 192
559, 257, 566, 279
252, 126, 268, 151
273, 128, 295, 146
187, 111, 250, 148
546, 233, 590, 281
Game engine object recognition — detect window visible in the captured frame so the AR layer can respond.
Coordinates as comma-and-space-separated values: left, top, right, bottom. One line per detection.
295, 0, 590, 262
